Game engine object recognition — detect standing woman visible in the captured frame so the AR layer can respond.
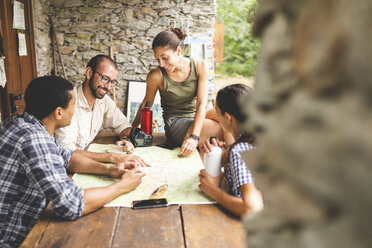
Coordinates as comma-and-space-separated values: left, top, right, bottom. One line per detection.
132, 28, 224, 155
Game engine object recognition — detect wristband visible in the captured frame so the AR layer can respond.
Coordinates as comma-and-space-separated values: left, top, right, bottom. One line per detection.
188, 133, 200, 141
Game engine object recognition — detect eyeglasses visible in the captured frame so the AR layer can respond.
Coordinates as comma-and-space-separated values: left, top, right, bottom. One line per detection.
93, 70, 118, 86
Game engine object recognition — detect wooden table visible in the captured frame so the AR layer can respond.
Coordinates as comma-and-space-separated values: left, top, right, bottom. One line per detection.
21, 131, 246, 248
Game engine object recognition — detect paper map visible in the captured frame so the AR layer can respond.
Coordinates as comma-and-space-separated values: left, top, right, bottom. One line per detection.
73, 144, 215, 207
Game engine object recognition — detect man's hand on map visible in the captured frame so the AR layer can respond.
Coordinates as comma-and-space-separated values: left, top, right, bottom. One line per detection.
116, 139, 135, 154
109, 161, 139, 178
124, 154, 147, 167
198, 169, 223, 197
119, 169, 146, 193
108, 153, 146, 167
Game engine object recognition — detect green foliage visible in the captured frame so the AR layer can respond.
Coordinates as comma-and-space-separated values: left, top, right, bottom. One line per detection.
216, 0, 260, 78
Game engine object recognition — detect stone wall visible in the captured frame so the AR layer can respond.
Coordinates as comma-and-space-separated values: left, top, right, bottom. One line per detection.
241, 0, 372, 247
33, 0, 53, 75
33, 0, 216, 113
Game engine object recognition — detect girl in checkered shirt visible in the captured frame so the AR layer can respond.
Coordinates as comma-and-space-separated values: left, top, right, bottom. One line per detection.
199, 84, 263, 216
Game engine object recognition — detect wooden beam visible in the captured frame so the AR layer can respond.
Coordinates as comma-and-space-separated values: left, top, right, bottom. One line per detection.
214, 22, 224, 63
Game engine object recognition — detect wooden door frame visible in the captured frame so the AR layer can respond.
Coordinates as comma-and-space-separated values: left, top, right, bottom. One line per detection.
0, 0, 37, 120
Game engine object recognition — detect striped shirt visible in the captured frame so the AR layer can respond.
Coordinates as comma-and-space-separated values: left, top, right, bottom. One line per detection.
225, 142, 255, 198
0, 113, 84, 247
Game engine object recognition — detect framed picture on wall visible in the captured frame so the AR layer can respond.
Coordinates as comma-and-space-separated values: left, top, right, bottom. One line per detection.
127, 81, 165, 133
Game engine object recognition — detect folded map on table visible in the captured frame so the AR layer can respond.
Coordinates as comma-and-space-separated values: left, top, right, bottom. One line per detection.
72, 144, 215, 207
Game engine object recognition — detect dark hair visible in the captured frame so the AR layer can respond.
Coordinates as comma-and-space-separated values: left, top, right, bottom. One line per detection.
216, 84, 253, 123
152, 28, 186, 51
24, 76, 73, 120
217, 84, 255, 167
86, 54, 118, 71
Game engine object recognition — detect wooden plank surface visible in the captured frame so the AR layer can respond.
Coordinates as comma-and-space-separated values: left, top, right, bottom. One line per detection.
91, 131, 166, 146
20, 207, 53, 248
92, 131, 120, 144
35, 207, 119, 248
182, 204, 246, 248
112, 205, 184, 248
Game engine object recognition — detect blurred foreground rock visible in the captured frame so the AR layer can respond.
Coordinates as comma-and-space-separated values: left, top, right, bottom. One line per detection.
240, 0, 372, 247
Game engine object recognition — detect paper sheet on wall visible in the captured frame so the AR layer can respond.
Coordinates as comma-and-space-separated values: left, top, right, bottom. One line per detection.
73, 144, 215, 207
18, 33, 27, 56
0, 56, 6, 88
13, 1, 26, 30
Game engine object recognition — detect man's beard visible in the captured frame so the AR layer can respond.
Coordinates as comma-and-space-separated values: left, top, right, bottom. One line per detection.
89, 77, 106, 99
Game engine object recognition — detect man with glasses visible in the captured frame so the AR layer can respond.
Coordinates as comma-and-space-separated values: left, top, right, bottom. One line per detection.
55, 55, 145, 165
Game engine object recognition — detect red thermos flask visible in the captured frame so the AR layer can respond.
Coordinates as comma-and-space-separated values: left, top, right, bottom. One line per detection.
141, 102, 152, 135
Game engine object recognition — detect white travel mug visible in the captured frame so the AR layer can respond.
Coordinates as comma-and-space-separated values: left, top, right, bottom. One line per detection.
204, 146, 222, 177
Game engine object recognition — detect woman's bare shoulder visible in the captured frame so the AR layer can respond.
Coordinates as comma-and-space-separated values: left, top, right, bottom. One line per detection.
147, 67, 163, 82
195, 59, 208, 76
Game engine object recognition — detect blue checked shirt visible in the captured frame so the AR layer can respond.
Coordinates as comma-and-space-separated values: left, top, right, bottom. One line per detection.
0, 113, 85, 247
225, 142, 255, 198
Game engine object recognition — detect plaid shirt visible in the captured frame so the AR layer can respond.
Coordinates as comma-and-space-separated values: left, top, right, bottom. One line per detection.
226, 142, 255, 198
0, 113, 84, 247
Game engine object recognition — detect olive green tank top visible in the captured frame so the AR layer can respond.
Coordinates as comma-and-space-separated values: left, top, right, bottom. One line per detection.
160, 58, 198, 121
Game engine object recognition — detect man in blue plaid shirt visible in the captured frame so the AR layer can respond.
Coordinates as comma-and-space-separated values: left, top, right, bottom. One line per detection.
0, 76, 145, 247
